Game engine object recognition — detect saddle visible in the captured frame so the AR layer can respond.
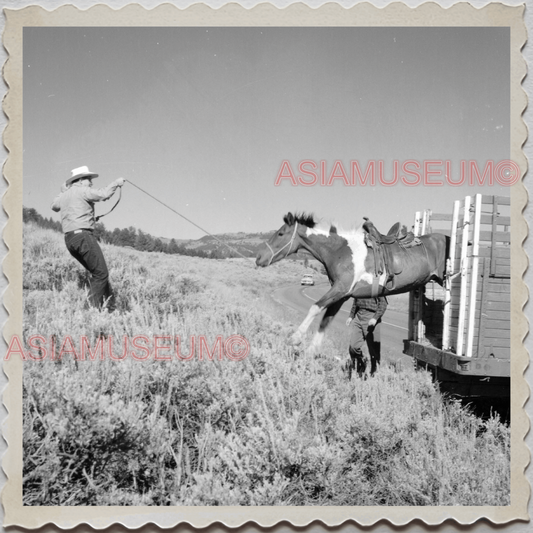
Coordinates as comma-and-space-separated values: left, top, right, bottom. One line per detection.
362, 217, 420, 296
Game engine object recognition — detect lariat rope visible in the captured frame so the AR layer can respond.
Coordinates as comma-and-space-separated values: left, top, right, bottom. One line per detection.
125, 179, 253, 259
265, 222, 299, 266
95, 187, 122, 222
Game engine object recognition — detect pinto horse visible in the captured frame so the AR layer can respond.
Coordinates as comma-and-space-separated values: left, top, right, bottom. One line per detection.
256, 212, 448, 353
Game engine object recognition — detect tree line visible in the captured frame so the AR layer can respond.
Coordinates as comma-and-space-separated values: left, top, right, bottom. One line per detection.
22, 206, 230, 259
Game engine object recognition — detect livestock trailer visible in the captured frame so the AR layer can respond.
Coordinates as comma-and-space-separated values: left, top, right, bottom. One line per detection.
403, 194, 511, 403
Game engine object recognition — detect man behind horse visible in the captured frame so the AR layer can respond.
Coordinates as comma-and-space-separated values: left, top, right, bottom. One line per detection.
346, 296, 388, 378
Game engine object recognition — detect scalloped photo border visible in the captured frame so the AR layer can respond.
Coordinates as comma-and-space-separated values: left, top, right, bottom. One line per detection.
2, 2, 529, 529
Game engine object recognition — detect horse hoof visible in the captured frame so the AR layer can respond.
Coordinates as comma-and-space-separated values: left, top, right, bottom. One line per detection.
288, 346, 300, 359
306, 345, 321, 358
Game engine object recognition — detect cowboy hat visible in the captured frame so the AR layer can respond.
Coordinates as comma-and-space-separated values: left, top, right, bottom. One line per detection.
66, 165, 99, 186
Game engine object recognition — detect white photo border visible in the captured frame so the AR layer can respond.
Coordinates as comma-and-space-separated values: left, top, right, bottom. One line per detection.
2, 2, 529, 529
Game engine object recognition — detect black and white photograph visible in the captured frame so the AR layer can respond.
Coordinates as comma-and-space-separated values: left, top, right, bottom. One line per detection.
1, 1, 529, 529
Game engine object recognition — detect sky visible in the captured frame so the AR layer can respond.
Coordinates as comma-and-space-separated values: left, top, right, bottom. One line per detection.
23, 27, 511, 240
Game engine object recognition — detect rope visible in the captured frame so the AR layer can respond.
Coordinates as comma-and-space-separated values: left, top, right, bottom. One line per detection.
95, 187, 122, 222
125, 179, 253, 259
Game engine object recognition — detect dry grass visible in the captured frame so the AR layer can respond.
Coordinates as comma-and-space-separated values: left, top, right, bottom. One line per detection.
22, 223, 510, 506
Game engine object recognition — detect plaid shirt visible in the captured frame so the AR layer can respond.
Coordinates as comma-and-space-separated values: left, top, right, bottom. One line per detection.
349, 297, 388, 321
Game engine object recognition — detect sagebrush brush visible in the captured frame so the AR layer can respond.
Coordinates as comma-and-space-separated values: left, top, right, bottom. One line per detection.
22, 223, 510, 505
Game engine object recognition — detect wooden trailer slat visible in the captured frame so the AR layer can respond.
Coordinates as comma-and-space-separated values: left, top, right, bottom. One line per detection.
452, 277, 511, 299
450, 285, 511, 299
479, 230, 510, 243
477, 213, 511, 226
449, 297, 510, 308
486, 301, 511, 311
481, 195, 511, 205
453, 229, 510, 244
456, 215, 510, 227
449, 305, 510, 320
490, 348, 511, 358
431, 213, 453, 221
490, 258, 511, 269
471, 257, 511, 270
449, 276, 511, 287
472, 247, 510, 259
487, 276, 511, 285
482, 321, 512, 333
466, 194, 483, 358
449, 300, 511, 312
446, 326, 510, 339
485, 280, 512, 291
448, 270, 511, 282
450, 277, 512, 289
456, 195, 471, 356
443, 200, 460, 351
454, 291, 510, 303
447, 322, 510, 333
476, 333, 511, 344
468, 342, 509, 354
494, 265, 511, 277
476, 257, 490, 356
452, 261, 511, 277
484, 310, 511, 321
490, 196, 499, 276
471, 320, 512, 332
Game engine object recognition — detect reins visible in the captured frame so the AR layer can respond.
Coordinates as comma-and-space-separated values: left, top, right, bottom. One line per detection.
265, 222, 299, 266
124, 179, 253, 259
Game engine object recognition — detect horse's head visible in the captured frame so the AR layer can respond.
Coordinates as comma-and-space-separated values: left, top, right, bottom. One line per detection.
256, 212, 309, 267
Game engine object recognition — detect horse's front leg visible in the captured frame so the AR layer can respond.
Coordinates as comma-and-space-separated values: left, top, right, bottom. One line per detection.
290, 304, 323, 346
291, 283, 349, 347
307, 297, 349, 355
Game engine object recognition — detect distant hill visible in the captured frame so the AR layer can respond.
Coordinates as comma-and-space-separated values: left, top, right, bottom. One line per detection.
161, 232, 323, 266
160, 231, 276, 258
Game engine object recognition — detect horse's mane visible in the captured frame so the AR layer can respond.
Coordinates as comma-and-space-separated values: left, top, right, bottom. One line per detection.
284, 212, 352, 235
284, 212, 317, 228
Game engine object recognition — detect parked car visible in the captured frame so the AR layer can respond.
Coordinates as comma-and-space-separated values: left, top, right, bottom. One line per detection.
300, 275, 314, 286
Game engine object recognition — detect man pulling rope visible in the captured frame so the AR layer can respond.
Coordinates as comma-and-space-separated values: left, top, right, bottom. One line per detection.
51, 165, 125, 312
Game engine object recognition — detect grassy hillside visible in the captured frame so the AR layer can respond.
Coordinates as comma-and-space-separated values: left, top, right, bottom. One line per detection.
22, 223, 510, 506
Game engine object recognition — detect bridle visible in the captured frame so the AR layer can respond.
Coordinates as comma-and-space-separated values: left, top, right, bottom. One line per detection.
265, 222, 299, 266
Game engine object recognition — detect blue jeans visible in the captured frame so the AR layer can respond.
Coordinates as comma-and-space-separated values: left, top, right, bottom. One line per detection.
65, 230, 115, 311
